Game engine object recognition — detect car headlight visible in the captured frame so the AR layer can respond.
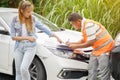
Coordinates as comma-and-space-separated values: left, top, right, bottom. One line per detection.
46, 47, 73, 59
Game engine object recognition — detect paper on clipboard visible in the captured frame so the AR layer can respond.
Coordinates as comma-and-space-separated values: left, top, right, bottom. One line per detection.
57, 43, 73, 51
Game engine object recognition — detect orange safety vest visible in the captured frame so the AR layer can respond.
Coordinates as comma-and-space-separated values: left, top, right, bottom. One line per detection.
82, 19, 114, 56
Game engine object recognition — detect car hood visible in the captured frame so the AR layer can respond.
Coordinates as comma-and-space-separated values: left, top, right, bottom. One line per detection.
36, 29, 83, 47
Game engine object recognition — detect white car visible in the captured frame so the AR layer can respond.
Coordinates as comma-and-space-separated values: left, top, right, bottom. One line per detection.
110, 33, 120, 80
0, 8, 92, 80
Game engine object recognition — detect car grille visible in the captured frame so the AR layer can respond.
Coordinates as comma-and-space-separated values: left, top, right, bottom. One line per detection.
57, 68, 88, 79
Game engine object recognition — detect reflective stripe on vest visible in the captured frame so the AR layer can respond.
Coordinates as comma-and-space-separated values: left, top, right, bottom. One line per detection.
94, 38, 113, 51
82, 19, 114, 56
96, 30, 107, 40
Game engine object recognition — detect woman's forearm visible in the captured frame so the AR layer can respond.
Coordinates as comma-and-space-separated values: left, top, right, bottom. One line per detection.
52, 33, 63, 43
12, 36, 36, 42
12, 36, 29, 41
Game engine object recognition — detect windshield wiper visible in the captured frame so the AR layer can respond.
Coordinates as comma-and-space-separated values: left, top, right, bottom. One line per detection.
59, 28, 65, 31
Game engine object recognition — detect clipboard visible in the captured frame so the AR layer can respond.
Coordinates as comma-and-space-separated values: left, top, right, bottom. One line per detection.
57, 43, 73, 51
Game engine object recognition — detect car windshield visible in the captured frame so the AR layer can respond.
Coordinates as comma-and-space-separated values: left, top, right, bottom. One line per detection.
0, 12, 60, 31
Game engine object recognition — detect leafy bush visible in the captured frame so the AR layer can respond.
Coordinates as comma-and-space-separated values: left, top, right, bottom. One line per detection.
33, 0, 120, 38
0, 0, 119, 38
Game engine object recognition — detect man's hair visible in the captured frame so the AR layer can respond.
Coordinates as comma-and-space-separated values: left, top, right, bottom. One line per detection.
68, 13, 83, 21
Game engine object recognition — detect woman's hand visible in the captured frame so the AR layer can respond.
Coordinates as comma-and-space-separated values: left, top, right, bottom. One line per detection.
52, 33, 63, 43
26, 36, 36, 42
56, 38, 63, 43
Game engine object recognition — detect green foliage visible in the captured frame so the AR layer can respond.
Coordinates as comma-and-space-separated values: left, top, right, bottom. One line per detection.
32, 0, 120, 38
0, 0, 20, 8
0, 0, 120, 38
0, 0, 9, 7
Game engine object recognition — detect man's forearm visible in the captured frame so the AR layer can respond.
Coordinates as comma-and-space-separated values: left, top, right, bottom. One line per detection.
68, 39, 95, 49
77, 39, 95, 48
68, 39, 84, 44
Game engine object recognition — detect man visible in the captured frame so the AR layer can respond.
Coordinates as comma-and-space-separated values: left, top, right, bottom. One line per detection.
67, 13, 114, 80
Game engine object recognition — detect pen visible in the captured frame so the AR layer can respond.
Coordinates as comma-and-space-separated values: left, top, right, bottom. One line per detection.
67, 39, 70, 43
65, 39, 70, 45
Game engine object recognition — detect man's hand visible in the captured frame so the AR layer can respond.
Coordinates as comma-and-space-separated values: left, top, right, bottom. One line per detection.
73, 49, 84, 54
68, 43, 80, 49
66, 39, 95, 49
66, 42, 80, 49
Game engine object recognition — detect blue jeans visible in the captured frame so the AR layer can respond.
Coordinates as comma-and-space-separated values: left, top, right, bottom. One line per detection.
15, 41, 36, 80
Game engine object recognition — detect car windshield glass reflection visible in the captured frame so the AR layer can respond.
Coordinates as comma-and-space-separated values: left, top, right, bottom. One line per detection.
33, 13, 60, 31
0, 12, 60, 32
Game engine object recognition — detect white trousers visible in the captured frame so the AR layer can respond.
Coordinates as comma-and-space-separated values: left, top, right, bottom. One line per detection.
15, 42, 36, 80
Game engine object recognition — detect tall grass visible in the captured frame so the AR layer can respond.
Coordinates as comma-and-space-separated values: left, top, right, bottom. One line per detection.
33, 0, 120, 38
1, 0, 119, 38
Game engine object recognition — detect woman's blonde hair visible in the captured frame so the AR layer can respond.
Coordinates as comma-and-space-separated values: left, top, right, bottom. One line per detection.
18, 0, 34, 32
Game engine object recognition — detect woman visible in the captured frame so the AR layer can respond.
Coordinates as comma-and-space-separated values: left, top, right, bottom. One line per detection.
10, 1, 62, 80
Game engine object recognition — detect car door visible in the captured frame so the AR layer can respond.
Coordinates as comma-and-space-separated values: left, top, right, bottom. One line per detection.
0, 17, 10, 70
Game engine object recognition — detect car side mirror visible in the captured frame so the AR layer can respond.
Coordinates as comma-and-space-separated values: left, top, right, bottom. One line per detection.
114, 33, 120, 46
0, 30, 9, 35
